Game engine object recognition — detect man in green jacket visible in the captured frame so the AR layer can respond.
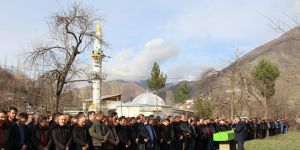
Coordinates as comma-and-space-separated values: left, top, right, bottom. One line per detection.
89, 112, 109, 150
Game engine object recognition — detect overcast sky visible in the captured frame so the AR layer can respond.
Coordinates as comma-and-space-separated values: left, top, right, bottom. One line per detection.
1, 0, 300, 82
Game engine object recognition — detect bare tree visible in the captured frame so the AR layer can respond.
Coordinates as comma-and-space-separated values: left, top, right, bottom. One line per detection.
26, 3, 104, 112
193, 50, 261, 118
265, 14, 300, 40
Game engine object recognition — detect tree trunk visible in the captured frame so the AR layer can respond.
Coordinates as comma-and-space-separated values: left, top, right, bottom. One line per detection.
54, 51, 77, 113
55, 95, 60, 113
264, 97, 268, 119
263, 85, 268, 119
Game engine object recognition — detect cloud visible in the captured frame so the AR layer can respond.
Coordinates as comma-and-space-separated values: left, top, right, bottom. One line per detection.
104, 38, 181, 81
292, 0, 300, 13
166, 62, 201, 82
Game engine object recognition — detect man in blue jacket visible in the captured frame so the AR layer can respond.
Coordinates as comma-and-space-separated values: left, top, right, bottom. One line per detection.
234, 116, 246, 150
11, 112, 31, 150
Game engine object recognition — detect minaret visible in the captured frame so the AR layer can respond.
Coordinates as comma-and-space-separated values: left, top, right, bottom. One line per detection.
90, 20, 105, 111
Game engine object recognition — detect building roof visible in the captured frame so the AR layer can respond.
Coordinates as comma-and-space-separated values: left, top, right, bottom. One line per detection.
83, 94, 121, 102
130, 92, 165, 105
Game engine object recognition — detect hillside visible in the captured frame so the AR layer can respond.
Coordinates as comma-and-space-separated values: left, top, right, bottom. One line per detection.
222, 27, 300, 103
102, 80, 145, 101
0, 67, 41, 110
161, 27, 300, 118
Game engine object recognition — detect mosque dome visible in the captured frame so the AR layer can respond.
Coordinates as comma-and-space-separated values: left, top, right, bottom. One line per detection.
131, 92, 165, 105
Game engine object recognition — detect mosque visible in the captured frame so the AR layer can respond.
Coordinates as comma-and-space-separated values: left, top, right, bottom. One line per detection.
105, 92, 193, 117
65, 91, 193, 117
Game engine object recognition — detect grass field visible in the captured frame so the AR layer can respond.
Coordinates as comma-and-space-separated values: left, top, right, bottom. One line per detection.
245, 131, 300, 150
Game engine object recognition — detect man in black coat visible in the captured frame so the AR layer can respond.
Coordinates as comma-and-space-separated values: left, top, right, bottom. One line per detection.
52, 114, 72, 150
195, 119, 205, 150
173, 116, 183, 150
203, 119, 213, 150
116, 116, 131, 150
256, 120, 263, 139
133, 114, 148, 150
31, 115, 52, 150
159, 119, 172, 150
0, 110, 13, 150
128, 117, 138, 150
180, 115, 191, 150
234, 116, 246, 150
72, 114, 92, 150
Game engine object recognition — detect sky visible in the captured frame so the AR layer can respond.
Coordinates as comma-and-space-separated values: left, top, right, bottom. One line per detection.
1, 0, 300, 82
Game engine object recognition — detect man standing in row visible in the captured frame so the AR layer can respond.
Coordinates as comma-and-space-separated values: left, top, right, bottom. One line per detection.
11, 112, 31, 150
234, 116, 246, 150
52, 114, 72, 150
73, 114, 92, 150
31, 115, 52, 150
0, 110, 12, 150
116, 116, 131, 150
134, 114, 148, 150
89, 112, 108, 150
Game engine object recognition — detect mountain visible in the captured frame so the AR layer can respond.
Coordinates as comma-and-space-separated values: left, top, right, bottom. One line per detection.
100, 79, 175, 102
134, 80, 148, 89
161, 27, 300, 118
102, 80, 146, 101
225, 27, 300, 101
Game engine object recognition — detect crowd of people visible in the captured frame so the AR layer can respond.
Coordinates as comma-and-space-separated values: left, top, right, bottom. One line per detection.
0, 106, 288, 150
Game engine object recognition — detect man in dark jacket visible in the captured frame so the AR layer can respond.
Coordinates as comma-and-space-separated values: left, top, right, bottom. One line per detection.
31, 115, 52, 150
11, 112, 31, 150
180, 115, 191, 150
128, 117, 138, 150
234, 116, 246, 150
195, 119, 205, 150
159, 119, 172, 150
203, 119, 213, 150
173, 116, 183, 150
0, 110, 13, 150
52, 114, 72, 150
116, 116, 131, 150
72, 114, 92, 150
133, 114, 148, 150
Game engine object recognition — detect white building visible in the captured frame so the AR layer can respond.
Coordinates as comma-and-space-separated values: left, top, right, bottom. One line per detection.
107, 92, 192, 117
117, 92, 171, 117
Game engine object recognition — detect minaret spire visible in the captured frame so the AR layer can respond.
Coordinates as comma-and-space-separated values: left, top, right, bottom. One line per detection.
90, 18, 105, 112
96, 18, 102, 36
94, 18, 102, 53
